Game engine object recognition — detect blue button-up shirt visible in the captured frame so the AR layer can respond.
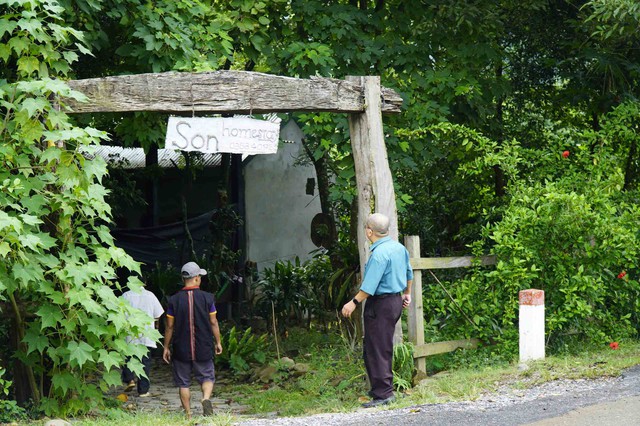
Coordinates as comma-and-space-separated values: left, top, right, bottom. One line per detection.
360, 236, 414, 295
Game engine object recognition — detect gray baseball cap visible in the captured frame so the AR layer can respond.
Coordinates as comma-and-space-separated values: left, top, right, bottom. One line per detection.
181, 261, 207, 279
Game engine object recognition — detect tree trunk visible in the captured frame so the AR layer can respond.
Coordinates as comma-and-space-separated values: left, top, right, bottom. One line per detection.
8, 292, 40, 404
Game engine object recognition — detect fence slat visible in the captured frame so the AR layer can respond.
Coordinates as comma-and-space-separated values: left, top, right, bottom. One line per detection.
410, 255, 496, 270
413, 339, 480, 358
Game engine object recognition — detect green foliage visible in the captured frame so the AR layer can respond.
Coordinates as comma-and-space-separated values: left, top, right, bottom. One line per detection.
0, 366, 26, 422
216, 326, 268, 376
254, 257, 316, 330
416, 105, 640, 356
0, 0, 156, 416
392, 342, 414, 392
396, 123, 517, 254
584, 0, 640, 42
306, 246, 355, 314
144, 262, 182, 305
201, 203, 244, 298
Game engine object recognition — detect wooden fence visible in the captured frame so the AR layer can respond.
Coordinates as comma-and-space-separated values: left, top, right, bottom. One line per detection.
404, 235, 496, 374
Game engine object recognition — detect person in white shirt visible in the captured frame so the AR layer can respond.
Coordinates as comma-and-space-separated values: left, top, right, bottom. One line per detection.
121, 285, 164, 397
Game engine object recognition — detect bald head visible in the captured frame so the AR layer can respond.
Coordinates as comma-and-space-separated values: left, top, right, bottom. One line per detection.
366, 213, 390, 238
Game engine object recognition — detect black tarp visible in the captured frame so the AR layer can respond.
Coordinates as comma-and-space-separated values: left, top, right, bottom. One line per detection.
111, 210, 214, 269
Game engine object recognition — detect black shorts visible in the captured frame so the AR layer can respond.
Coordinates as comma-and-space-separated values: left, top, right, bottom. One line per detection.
172, 358, 215, 388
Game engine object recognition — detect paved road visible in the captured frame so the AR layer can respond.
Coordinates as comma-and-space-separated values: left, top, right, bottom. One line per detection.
526, 395, 640, 426
240, 365, 640, 426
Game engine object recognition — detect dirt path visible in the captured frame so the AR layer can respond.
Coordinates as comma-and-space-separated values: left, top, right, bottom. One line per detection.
110, 357, 250, 417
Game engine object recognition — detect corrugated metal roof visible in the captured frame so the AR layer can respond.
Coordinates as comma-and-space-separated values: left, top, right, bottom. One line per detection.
86, 146, 222, 169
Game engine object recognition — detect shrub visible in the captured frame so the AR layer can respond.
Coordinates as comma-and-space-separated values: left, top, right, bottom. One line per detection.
0, 366, 26, 422
216, 326, 269, 376
254, 258, 316, 330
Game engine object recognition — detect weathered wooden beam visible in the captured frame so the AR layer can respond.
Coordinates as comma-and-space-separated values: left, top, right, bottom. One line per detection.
413, 338, 480, 358
65, 71, 403, 114
411, 255, 497, 270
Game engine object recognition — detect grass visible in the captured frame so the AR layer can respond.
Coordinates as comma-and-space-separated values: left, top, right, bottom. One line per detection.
15, 331, 640, 425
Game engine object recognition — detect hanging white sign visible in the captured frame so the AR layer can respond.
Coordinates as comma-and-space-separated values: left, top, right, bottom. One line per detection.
165, 116, 280, 155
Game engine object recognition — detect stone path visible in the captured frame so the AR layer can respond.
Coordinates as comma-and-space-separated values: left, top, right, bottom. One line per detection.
109, 357, 251, 417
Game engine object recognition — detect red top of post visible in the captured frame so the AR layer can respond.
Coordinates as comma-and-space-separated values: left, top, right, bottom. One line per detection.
519, 289, 545, 306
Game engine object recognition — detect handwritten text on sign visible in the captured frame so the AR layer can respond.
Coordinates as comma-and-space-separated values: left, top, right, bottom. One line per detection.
165, 116, 280, 155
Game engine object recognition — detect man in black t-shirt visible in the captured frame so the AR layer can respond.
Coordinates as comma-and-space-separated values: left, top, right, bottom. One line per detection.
163, 262, 223, 418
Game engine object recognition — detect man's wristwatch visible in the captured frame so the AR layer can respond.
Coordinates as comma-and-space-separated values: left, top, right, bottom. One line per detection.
352, 298, 360, 306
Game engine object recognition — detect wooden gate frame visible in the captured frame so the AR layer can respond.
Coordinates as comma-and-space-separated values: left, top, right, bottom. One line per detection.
66, 70, 403, 282
404, 235, 496, 374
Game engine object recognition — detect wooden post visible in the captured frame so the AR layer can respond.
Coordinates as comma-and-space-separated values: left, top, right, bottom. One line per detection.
405, 235, 426, 374
347, 75, 399, 256
347, 75, 402, 343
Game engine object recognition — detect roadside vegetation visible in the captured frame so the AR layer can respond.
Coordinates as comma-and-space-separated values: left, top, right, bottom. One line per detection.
17, 330, 640, 426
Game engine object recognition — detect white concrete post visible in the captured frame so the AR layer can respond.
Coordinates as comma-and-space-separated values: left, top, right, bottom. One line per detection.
519, 289, 545, 362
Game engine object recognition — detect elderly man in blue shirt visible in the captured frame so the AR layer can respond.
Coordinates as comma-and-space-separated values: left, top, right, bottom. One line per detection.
342, 213, 414, 408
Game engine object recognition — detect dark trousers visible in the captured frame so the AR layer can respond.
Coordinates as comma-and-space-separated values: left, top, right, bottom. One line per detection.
363, 294, 403, 400
122, 347, 152, 394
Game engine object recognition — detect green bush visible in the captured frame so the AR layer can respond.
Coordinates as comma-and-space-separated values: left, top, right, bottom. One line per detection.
254, 258, 316, 329
0, 366, 26, 422
216, 326, 269, 376
417, 106, 640, 356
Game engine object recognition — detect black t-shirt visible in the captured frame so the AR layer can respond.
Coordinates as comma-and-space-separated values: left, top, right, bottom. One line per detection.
166, 286, 217, 361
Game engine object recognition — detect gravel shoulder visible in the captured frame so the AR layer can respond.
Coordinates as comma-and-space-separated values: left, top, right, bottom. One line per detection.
236, 365, 640, 426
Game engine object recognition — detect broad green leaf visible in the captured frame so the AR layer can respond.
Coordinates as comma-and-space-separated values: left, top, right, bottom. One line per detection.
0, 242, 10, 258
17, 18, 42, 34
12, 262, 43, 287
8, 36, 29, 55
124, 356, 146, 378
107, 311, 128, 333
17, 56, 40, 75
36, 304, 63, 329
96, 285, 119, 310
67, 287, 90, 307
33, 232, 56, 249
22, 328, 49, 354
20, 97, 49, 118
0, 44, 10, 62
0, 211, 21, 231
62, 51, 79, 64
101, 369, 121, 389
67, 340, 94, 368
107, 246, 141, 273
18, 213, 42, 226
51, 371, 78, 395
126, 276, 144, 293
0, 19, 18, 38
80, 297, 105, 315
18, 233, 42, 250
39, 147, 62, 164
95, 225, 114, 245
97, 349, 122, 371
84, 316, 108, 338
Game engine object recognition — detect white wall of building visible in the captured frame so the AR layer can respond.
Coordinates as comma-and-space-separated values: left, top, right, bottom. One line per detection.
244, 120, 322, 272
